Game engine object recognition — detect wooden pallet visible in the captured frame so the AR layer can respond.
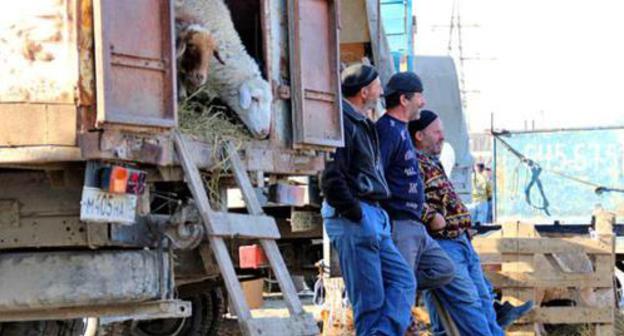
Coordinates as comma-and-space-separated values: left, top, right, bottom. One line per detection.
473, 212, 616, 336
173, 131, 318, 336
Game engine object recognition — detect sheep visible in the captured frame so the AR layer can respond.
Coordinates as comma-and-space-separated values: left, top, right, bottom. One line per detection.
175, 0, 272, 139
175, 15, 224, 98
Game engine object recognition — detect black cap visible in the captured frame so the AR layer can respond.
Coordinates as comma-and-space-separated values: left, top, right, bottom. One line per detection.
384, 72, 423, 97
341, 64, 379, 97
408, 110, 438, 135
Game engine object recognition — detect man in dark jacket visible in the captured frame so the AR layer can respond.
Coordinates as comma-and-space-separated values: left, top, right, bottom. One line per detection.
321, 64, 416, 336
376, 72, 455, 295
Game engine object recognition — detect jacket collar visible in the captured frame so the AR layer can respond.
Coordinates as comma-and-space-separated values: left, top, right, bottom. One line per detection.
342, 99, 368, 123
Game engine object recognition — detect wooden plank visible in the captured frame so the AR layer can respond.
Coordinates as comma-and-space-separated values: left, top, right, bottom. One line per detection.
172, 132, 252, 322
595, 211, 616, 235
0, 146, 82, 164
244, 315, 319, 336
225, 142, 264, 215
484, 271, 612, 288
46, 105, 78, 145
518, 307, 614, 324
595, 323, 615, 336
224, 142, 306, 318
506, 324, 535, 336
472, 237, 612, 255
208, 212, 280, 239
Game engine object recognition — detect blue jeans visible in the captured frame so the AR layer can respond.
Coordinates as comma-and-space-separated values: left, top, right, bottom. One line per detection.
424, 234, 503, 336
323, 201, 416, 336
470, 201, 489, 225
391, 220, 455, 291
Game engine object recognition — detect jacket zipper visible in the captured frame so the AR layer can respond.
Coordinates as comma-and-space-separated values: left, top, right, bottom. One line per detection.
365, 121, 391, 197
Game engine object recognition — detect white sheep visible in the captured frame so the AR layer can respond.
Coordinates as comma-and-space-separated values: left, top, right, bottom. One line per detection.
175, 0, 272, 139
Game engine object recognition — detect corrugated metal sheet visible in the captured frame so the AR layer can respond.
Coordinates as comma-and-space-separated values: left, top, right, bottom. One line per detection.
494, 127, 624, 224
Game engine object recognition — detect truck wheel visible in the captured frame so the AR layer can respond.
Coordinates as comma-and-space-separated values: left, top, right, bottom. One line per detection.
0, 320, 86, 336
130, 285, 225, 336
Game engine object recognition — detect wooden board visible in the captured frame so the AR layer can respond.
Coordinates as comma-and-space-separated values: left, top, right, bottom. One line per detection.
474, 219, 616, 335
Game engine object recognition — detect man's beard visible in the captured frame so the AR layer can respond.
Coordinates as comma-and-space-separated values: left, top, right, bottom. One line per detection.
364, 97, 378, 111
432, 141, 444, 156
424, 141, 443, 156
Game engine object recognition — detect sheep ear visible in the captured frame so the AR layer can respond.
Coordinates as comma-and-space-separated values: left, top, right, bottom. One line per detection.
239, 83, 252, 109
176, 38, 187, 59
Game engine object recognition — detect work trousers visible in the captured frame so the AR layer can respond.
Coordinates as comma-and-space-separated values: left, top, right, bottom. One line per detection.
391, 219, 455, 291
424, 233, 504, 336
323, 201, 416, 336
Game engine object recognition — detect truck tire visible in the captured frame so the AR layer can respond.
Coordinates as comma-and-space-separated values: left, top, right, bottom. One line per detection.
0, 320, 86, 336
129, 285, 225, 336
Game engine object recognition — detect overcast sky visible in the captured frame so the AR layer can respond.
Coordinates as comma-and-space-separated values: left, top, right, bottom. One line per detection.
413, 0, 624, 132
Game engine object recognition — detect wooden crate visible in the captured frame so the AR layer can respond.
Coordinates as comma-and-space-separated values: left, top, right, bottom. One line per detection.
473, 212, 617, 336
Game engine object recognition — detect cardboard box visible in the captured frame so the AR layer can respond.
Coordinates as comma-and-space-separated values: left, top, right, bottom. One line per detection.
242, 278, 264, 309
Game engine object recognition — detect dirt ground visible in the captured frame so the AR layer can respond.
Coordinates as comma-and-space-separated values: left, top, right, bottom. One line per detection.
218, 294, 322, 336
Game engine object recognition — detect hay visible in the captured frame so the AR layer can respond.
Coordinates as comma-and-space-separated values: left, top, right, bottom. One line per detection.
616, 309, 624, 335
178, 89, 251, 148
178, 89, 251, 205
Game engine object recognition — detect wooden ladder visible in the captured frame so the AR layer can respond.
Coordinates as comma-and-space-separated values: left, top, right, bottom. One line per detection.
173, 131, 319, 336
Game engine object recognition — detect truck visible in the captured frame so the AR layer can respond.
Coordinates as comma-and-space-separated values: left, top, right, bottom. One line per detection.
0, 0, 343, 335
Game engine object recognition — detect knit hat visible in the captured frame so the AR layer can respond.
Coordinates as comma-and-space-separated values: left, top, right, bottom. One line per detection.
408, 110, 438, 135
341, 64, 379, 97
384, 72, 423, 97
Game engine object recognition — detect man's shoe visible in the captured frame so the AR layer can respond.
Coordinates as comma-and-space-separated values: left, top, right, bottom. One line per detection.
497, 300, 534, 329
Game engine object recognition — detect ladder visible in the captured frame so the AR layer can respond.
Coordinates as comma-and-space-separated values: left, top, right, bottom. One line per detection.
429, 290, 460, 336
173, 131, 319, 336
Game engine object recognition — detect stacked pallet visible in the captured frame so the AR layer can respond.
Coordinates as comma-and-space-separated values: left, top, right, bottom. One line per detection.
473, 212, 616, 336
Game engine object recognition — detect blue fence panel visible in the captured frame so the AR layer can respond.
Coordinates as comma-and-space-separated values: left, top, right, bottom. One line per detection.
494, 128, 624, 224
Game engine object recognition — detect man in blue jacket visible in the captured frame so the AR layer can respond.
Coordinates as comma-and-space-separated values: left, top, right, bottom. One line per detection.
321, 64, 416, 336
376, 72, 455, 294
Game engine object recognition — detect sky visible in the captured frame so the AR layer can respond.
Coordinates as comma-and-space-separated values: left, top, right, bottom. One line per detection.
413, 0, 624, 133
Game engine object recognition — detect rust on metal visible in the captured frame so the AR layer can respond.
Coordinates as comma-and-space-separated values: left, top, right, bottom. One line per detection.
77, 0, 96, 107
0, 0, 78, 104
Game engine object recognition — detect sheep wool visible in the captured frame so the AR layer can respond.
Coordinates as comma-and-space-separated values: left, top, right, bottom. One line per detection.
175, 0, 272, 139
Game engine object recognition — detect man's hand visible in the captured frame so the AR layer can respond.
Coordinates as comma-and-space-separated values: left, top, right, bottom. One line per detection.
341, 205, 363, 223
429, 213, 446, 231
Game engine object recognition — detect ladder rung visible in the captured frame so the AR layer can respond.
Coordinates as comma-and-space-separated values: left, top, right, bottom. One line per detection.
208, 212, 280, 239
243, 315, 319, 336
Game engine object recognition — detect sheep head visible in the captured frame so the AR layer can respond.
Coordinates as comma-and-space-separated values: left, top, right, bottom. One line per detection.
236, 78, 272, 139
176, 24, 224, 90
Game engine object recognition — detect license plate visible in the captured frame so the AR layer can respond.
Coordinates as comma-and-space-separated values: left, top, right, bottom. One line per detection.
80, 187, 138, 225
